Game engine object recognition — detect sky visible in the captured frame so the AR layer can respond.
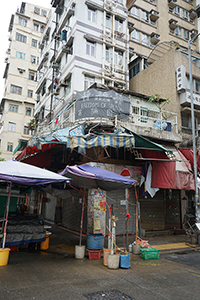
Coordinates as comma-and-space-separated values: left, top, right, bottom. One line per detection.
0, 0, 52, 99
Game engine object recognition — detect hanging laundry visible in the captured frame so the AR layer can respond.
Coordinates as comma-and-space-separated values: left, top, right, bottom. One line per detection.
61, 29, 67, 41
53, 77, 59, 89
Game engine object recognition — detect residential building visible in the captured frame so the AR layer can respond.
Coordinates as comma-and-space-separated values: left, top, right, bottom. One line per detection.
35, 0, 129, 129
127, 0, 199, 79
14, 0, 199, 235
0, 2, 50, 160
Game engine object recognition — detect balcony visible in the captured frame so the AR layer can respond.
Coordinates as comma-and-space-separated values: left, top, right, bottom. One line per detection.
169, 19, 178, 29
180, 90, 200, 108
150, 10, 159, 21
128, 106, 179, 141
57, 1, 75, 34
168, 0, 177, 8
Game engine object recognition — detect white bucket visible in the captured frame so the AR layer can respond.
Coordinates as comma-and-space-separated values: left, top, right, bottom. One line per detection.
132, 244, 140, 255
129, 243, 133, 253
107, 254, 120, 269
75, 245, 85, 259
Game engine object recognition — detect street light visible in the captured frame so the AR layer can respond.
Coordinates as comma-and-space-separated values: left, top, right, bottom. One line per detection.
188, 33, 200, 223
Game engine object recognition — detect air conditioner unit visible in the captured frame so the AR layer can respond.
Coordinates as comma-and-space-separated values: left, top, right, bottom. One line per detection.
168, 0, 177, 8
191, 29, 198, 37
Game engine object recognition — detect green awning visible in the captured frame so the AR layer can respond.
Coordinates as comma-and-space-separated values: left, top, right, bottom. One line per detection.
124, 127, 173, 154
13, 140, 28, 155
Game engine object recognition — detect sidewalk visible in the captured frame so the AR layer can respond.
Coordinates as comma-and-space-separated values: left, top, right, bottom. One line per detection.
47, 225, 200, 255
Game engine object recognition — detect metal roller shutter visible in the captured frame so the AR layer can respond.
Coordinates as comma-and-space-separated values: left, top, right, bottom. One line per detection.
140, 190, 165, 231
62, 190, 87, 233
106, 187, 136, 236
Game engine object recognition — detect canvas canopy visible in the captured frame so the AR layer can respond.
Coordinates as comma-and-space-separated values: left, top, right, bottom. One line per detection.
0, 160, 70, 187
60, 164, 136, 191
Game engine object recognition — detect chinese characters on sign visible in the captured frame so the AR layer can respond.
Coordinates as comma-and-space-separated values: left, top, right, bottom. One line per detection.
176, 65, 186, 93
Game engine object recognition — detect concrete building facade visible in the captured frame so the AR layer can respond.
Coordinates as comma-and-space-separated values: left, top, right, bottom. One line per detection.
0, 2, 50, 160
127, 0, 199, 79
35, 0, 129, 130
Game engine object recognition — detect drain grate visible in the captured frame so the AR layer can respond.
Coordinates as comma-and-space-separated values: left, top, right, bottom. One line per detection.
83, 289, 133, 300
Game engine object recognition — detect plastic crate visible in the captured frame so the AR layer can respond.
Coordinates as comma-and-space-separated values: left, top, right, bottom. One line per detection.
140, 248, 160, 260
88, 250, 102, 260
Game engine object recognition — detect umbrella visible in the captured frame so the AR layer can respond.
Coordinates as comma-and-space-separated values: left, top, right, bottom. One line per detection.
0, 160, 71, 249
0, 160, 71, 187
60, 164, 136, 191
60, 164, 136, 248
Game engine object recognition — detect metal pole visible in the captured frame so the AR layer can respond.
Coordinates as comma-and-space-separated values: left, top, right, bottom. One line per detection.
188, 34, 200, 222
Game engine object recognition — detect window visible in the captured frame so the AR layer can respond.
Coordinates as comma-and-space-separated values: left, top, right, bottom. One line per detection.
9, 104, 18, 113
32, 39, 37, 47
41, 9, 47, 17
105, 47, 111, 62
40, 25, 44, 33
86, 41, 95, 57
175, 26, 182, 38
142, 33, 150, 46
8, 122, 16, 132
64, 78, 71, 97
88, 7, 96, 23
183, 9, 189, 21
24, 126, 29, 135
10, 84, 22, 95
131, 29, 140, 42
18, 17, 27, 26
16, 51, 25, 59
174, 6, 180, 17
132, 106, 139, 115
184, 29, 189, 41
33, 23, 39, 31
16, 32, 27, 43
106, 14, 111, 29
115, 18, 123, 32
34, 7, 40, 14
84, 76, 95, 90
31, 55, 36, 63
29, 72, 35, 80
28, 90, 33, 98
141, 10, 149, 23
195, 79, 200, 93
7, 142, 13, 152
114, 51, 123, 66
129, 63, 140, 79
131, 6, 139, 18
25, 107, 32, 116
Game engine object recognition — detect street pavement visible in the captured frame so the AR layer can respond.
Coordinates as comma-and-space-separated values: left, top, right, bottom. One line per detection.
1, 229, 200, 300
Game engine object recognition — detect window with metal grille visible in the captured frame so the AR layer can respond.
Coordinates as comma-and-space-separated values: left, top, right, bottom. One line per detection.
7, 142, 13, 152
9, 104, 18, 113
16, 32, 27, 43
10, 84, 22, 95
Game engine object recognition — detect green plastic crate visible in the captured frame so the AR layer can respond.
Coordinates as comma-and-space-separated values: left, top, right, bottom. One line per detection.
140, 248, 160, 260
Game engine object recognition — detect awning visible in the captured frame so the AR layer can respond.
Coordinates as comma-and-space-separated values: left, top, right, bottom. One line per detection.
151, 148, 195, 191
60, 164, 136, 191
13, 140, 28, 155
179, 148, 200, 174
123, 127, 173, 154
64, 133, 134, 151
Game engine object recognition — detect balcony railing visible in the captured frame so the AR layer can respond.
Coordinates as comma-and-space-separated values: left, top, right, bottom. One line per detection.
130, 107, 178, 133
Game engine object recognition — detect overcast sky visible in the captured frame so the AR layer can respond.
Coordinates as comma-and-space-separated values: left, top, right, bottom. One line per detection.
0, 0, 52, 99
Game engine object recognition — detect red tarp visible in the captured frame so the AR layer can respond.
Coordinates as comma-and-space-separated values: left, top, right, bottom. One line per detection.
179, 148, 200, 174
15, 143, 57, 161
151, 149, 195, 191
